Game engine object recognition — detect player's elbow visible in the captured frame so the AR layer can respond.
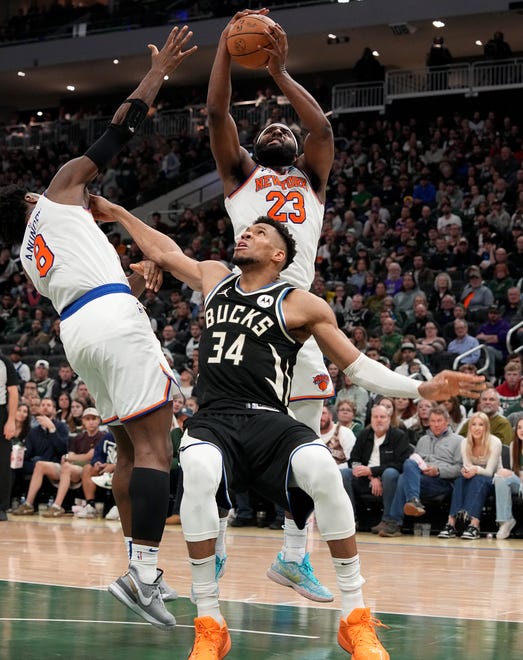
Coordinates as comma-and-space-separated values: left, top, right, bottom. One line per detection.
206, 104, 228, 126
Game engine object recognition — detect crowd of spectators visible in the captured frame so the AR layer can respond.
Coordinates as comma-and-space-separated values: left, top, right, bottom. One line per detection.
2, 87, 523, 533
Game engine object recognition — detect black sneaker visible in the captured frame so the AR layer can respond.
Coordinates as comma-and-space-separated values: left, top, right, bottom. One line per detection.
461, 524, 480, 540
403, 497, 426, 517
438, 524, 456, 539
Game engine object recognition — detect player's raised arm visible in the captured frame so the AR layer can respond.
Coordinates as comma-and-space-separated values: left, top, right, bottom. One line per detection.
263, 23, 333, 197
207, 12, 263, 191
48, 26, 197, 202
89, 195, 229, 294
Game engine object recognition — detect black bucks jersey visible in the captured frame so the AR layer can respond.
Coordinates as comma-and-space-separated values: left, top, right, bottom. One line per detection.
197, 273, 301, 413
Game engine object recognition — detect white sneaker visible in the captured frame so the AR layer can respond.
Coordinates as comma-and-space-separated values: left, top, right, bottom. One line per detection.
496, 518, 516, 540
92, 474, 113, 489
75, 504, 96, 519
105, 505, 120, 520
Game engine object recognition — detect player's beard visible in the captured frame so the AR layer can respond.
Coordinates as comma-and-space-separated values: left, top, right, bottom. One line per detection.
255, 141, 296, 167
232, 255, 258, 267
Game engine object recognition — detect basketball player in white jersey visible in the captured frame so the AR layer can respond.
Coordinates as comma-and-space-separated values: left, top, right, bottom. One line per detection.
207, 9, 334, 600
0, 26, 197, 631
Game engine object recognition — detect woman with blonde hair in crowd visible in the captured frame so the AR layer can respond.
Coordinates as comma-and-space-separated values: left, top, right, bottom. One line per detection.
438, 411, 502, 540
493, 417, 523, 539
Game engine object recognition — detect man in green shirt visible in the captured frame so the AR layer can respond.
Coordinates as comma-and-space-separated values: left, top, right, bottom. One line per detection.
459, 387, 513, 445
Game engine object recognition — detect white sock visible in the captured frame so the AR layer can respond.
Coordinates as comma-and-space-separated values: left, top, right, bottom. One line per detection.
190, 555, 222, 623
281, 518, 307, 563
215, 517, 227, 560
332, 555, 366, 618
130, 542, 159, 584
123, 536, 132, 561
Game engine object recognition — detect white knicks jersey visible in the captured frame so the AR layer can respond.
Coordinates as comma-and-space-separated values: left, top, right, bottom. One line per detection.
224, 165, 324, 290
20, 195, 129, 313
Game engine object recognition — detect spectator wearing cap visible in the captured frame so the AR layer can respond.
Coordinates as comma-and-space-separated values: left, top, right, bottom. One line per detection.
460, 266, 494, 312
394, 342, 433, 380
15, 407, 103, 518
33, 359, 53, 399
436, 202, 462, 235
9, 346, 30, 385
448, 236, 480, 277
476, 305, 511, 380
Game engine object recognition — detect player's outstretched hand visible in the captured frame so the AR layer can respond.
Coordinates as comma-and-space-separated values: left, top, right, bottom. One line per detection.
419, 370, 486, 401
89, 194, 119, 223
150, 25, 198, 75
130, 261, 164, 292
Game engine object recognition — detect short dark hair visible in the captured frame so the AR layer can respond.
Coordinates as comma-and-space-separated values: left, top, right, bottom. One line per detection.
253, 216, 296, 270
0, 185, 28, 245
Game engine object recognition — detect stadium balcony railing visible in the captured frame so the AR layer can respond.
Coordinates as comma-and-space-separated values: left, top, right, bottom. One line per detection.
331, 57, 523, 115
0, 98, 300, 152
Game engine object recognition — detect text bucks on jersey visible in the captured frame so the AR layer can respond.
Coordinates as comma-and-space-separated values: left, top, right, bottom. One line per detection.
199, 274, 301, 411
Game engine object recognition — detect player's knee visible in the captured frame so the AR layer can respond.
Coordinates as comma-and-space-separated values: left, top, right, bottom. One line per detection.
292, 443, 340, 496
180, 445, 222, 494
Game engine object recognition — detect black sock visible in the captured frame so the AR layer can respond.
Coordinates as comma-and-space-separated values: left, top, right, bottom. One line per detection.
87, 499, 96, 508
129, 467, 169, 543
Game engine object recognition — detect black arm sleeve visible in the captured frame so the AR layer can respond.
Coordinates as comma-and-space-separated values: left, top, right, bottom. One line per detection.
84, 124, 133, 171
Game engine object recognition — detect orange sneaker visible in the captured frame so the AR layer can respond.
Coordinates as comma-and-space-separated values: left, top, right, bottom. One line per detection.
338, 607, 389, 659
188, 616, 231, 659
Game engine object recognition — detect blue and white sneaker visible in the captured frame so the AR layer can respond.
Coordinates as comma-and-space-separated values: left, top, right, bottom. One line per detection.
266, 552, 334, 602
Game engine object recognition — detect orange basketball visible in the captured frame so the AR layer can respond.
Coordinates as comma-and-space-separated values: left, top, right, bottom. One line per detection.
226, 14, 276, 69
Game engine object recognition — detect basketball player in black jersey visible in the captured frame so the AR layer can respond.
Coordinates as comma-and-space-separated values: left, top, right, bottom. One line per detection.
90, 195, 485, 660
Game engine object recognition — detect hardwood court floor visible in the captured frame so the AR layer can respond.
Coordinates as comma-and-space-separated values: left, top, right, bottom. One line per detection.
1, 515, 523, 659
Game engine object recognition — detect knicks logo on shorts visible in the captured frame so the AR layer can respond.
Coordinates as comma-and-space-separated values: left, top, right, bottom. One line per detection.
312, 373, 330, 391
